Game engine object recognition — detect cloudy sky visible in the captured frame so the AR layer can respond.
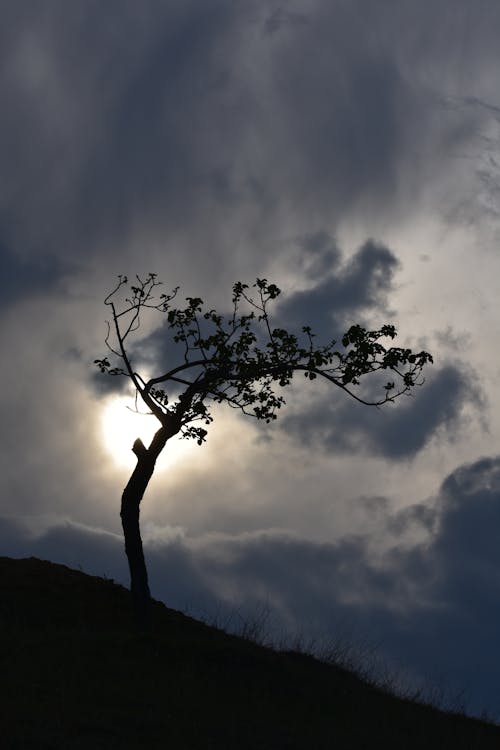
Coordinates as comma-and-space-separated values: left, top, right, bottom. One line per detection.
2, 0, 500, 718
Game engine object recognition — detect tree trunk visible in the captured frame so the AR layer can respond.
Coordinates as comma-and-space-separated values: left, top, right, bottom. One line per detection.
120, 425, 172, 630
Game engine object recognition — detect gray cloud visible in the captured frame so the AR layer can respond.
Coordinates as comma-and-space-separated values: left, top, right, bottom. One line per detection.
278, 235, 399, 333
283, 363, 483, 460
0, 242, 74, 309
0, 1, 246, 266
432, 457, 500, 603
268, 37, 411, 214
0, 0, 491, 277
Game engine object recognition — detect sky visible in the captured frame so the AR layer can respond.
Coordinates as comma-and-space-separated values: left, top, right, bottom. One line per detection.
2, 0, 500, 719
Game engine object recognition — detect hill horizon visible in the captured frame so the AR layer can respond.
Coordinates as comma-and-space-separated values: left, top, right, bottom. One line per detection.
2, 555, 499, 749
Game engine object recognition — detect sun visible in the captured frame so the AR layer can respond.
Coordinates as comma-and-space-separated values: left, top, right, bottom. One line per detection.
100, 396, 193, 470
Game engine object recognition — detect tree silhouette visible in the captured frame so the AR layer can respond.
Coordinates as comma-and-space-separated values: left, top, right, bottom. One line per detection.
95, 273, 433, 627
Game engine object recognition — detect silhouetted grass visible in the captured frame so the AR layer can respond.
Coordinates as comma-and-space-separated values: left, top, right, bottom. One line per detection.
1, 556, 499, 749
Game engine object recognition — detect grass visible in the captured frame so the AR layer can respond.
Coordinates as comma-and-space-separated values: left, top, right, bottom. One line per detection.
1, 555, 499, 749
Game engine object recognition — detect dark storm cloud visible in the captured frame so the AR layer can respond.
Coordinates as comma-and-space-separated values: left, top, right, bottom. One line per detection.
72, 2, 241, 243
379, 456, 500, 715
291, 231, 342, 281
278, 235, 399, 333
0, 242, 73, 309
270, 37, 410, 213
4, 454, 500, 716
252, 0, 497, 224
432, 456, 500, 602
283, 363, 483, 460
0, 0, 491, 272
0, 1, 245, 261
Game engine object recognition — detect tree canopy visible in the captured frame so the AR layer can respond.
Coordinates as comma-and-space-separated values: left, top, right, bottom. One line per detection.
95, 273, 433, 445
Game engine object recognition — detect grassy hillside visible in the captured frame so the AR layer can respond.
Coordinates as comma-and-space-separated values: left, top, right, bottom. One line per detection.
1, 556, 498, 749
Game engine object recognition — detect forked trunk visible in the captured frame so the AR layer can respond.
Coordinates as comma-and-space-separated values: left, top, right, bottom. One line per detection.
120, 426, 171, 630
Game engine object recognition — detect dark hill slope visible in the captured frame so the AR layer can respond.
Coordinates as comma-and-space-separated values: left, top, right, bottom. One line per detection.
1, 556, 498, 749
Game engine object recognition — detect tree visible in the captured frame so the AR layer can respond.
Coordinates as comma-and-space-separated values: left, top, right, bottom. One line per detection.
95, 273, 433, 628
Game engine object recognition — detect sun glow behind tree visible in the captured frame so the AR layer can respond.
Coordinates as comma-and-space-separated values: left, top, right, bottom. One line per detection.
100, 396, 194, 470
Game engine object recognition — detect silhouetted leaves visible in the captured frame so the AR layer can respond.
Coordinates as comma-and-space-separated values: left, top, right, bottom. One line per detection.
96, 273, 433, 444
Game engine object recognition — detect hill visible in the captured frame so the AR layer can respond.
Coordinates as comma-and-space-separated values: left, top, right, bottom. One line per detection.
1, 556, 499, 749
